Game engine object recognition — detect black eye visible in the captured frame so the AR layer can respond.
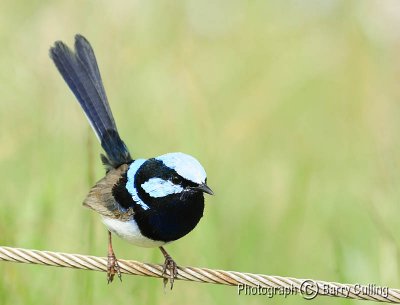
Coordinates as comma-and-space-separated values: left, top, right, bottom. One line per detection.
171, 175, 181, 184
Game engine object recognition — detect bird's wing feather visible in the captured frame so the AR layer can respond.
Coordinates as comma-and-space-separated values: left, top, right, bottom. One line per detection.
83, 164, 134, 220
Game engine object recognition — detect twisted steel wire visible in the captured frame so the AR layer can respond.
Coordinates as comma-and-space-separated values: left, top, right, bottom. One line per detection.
1, 246, 399, 303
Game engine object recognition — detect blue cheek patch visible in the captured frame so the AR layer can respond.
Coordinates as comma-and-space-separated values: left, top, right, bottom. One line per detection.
141, 178, 183, 198
126, 159, 150, 210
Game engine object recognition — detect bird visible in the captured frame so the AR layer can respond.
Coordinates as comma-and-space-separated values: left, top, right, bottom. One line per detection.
49, 34, 213, 288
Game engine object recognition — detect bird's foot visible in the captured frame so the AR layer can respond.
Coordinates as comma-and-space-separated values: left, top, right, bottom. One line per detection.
107, 252, 122, 283
161, 253, 178, 289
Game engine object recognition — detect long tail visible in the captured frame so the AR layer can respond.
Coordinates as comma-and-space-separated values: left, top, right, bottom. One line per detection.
49, 34, 132, 169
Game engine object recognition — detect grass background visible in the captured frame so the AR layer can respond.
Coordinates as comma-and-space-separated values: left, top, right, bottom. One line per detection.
1, 0, 400, 304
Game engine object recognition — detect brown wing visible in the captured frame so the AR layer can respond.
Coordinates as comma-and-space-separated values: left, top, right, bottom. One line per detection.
83, 164, 134, 221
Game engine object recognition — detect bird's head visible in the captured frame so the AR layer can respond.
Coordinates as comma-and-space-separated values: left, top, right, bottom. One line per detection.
128, 152, 213, 210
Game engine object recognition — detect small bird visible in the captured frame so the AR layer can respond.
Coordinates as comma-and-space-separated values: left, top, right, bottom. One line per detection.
49, 34, 213, 288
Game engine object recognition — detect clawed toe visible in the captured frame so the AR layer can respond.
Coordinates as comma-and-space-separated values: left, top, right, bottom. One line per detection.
162, 254, 178, 289
107, 253, 122, 283
107, 231, 122, 283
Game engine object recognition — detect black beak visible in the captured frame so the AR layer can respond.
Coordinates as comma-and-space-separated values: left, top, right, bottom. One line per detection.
197, 183, 214, 195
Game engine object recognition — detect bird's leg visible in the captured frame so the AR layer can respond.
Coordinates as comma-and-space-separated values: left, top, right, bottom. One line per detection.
159, 246, 178, 289
107, 230, 122, 283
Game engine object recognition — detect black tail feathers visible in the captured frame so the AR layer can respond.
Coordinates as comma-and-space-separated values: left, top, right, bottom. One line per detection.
49, 34, 132, 169
100, 130, 132, 169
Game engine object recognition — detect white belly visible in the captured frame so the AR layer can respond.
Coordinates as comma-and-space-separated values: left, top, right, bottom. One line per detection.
101, 216, 166, 248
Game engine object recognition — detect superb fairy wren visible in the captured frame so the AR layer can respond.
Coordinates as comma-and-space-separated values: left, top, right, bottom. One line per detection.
49, 34, 213, 288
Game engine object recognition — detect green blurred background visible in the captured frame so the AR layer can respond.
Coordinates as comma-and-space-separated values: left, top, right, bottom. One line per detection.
1, 0, 400, 304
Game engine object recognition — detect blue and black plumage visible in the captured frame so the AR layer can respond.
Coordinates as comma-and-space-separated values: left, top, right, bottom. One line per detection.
49, 35, 131, 169
49, 34, 213, 288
